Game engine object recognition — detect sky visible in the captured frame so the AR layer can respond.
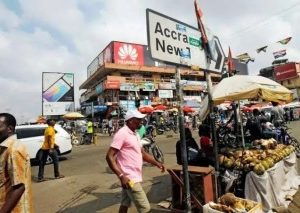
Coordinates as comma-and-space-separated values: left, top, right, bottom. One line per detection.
1, 0, 300, 123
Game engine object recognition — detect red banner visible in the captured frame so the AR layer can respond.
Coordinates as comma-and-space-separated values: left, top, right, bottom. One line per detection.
104, 80, 120, 89
113, 42, 144, 65
274, 63, 298, 81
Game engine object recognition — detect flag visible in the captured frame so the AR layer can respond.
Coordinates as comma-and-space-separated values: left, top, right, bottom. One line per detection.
227, 47, 235, 74
273, 49, 287, 59
277, 37, 292, 45
236, 53, 255, 64
256, 45, 268, 53
194, 0, 212, 59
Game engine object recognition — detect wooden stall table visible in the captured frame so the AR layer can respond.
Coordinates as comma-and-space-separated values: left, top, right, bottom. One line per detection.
167, 165, 215, 212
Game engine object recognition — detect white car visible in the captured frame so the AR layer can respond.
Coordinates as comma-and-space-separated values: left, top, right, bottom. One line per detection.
15, 124, 72, 163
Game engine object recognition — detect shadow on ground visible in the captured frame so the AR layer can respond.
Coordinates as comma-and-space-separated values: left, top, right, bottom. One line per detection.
57, 174, 171, 213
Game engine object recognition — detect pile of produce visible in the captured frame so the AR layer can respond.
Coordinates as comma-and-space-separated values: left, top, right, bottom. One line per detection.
219, 142, 295, 175
209, 193, 257, 213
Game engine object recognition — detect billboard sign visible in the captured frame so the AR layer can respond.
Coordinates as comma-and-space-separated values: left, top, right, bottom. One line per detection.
143, 82, 156, 91
146, 9, 225, 72
120, 83, 140, 91
274, 63, 299, 81
113, 42, 144, 66
42, 72, 74, 115
158, 90, 173, 98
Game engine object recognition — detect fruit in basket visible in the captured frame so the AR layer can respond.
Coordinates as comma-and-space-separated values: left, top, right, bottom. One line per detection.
219, 193, 236, 206
253, 163, 265, 175
266, 158, 274, 168
233, 200, 246, 212
261, 160, 269, 170
209, 202, 235, 213
224, 158, 234, 169
219, 155, 226, 165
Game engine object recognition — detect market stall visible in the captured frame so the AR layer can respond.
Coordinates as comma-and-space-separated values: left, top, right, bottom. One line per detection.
209, 76, 296, 211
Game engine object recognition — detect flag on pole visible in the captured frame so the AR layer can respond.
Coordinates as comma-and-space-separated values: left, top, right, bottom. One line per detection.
194, 0, 212, 60
236, 53, 254, 64
277, 37, 292, 45
227, 47, 235, 74
273, 49, 287, 59
256, 45, 268, 53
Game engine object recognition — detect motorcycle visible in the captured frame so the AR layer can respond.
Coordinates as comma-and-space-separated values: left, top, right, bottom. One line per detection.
141, 125, 164, 163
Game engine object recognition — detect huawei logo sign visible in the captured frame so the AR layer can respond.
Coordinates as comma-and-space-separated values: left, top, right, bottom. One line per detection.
118, 44, 138, 60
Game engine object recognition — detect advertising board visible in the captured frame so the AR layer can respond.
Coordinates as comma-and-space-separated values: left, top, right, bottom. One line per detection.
42, 72, 74, 115
104, 80, 120, 89
87, 56, 98, 77
158, 90, 173, 98
146, 9, 225, 72
274, 63, 299, 81
113, 41, 144, 66
120, 83, 140, 91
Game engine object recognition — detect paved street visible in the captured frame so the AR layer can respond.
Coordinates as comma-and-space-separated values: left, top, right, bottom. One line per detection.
31, 121, 300, 213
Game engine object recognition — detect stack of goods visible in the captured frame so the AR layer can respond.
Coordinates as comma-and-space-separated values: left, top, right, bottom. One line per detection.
219, 142, 295, 175
208, 193, 259, 213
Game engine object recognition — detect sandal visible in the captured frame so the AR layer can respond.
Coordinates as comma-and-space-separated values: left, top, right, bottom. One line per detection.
55, 175, 65, 179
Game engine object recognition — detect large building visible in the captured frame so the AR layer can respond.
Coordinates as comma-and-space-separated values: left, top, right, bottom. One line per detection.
259, 62, 300, 100
79, 41, 222, 117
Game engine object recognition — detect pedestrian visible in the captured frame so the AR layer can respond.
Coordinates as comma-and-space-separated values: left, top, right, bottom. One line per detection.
176, 128, 199, 166
106, 109, 165, 213
38, 119, 64, 182
270, 101, 285, 126
86, 119, 93, 143
0, 113, 33, 212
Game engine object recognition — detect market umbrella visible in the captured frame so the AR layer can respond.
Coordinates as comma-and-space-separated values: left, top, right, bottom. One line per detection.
139, 106, 154, 114
63, 112, 85, 120
154, 105, 168, 110
183, 106, 194, 113
212, 75, 293, 104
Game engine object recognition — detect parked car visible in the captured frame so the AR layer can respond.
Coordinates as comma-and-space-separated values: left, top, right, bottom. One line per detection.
15, 124, 72, 164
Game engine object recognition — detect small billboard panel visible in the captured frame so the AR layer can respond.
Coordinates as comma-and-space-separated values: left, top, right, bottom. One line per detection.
42, 72, 74, 116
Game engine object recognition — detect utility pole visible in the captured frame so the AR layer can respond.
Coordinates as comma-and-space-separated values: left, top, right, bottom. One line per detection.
175, 66, 192, 212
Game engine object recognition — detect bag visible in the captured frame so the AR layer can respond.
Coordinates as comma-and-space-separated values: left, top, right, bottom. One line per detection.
187, 147, 199, 162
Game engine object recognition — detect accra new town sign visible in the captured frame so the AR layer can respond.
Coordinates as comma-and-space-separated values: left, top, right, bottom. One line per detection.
146, 9, 225, 73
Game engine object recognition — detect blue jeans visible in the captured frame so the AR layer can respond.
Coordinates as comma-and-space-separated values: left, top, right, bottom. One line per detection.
38, 149, 60, 179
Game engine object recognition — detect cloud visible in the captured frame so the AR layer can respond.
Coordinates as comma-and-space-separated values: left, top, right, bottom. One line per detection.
0, 0, 299, 123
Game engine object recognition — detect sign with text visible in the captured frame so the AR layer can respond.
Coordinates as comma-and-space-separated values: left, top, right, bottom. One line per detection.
146, 9, 225, 73
113, 42, 144, 66
158, 90, 173, 98
42, 72, 74, 115
274, 63, 299, 81
120, 83, 140, 91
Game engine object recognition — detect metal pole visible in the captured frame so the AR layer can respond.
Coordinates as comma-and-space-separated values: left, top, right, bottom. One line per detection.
91, 102, 95, 144
176, 66, 192, 212
238, 100, 245, 148
205, 68, 220, 198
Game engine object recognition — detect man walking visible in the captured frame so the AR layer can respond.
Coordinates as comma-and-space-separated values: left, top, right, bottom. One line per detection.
106, 109, 165, 213
38, 119, 64, 182
0, 113, 33, 212
86, 119, 93, 143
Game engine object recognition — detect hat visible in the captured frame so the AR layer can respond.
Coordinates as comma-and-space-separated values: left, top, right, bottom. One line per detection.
125, 109, 146, 121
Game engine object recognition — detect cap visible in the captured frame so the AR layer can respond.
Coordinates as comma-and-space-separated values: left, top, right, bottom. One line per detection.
125, 109, 146, 121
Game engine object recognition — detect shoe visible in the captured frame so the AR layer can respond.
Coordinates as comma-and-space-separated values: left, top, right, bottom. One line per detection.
37, 178, 46, 182
55, 175, 65, 179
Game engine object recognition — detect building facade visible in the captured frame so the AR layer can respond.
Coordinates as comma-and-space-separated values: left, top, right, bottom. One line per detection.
259, 62, 300, 100
79, 41, 222, 117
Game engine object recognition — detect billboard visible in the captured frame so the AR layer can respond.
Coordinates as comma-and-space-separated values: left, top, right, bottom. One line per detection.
146, 9, 225, 72
158, 90, 173, 98
42, 72, 74, 116
113, 41, 144, 66
274, 63, 299, 81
